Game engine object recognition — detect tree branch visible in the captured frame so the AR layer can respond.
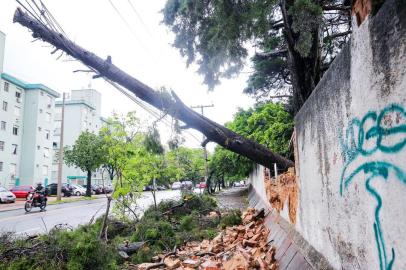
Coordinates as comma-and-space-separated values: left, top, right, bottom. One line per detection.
323, 30, 352, 42
255, 49, 288, 59
322, 5, 351, 11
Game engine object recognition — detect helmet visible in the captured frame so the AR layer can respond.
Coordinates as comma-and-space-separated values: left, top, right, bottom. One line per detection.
37, 182, 43, 187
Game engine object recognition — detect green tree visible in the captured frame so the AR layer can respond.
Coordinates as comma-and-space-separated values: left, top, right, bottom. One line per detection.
99, 111, 141, 187
64, 132, 105, 197
209, 102, 293, 185
162, 0, 351, 113
165, 147, 205, 183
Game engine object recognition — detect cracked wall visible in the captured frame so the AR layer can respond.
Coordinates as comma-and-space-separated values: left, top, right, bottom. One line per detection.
294, 1, 406, 269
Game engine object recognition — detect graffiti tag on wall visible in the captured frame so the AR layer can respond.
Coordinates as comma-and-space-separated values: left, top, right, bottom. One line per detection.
340, 104, 406, 270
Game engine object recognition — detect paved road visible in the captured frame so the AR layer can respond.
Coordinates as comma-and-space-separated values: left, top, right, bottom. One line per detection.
0, 190, 181, 235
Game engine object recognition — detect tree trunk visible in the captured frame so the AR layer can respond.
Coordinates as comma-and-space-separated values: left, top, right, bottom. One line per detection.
13, 8, 295, 170
280, 0, 321, 114
99, 196, 112, 240
86, 170, 92, 197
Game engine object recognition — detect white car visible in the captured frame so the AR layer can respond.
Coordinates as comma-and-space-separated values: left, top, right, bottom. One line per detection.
71, 184, 86, 196
0, 187, 16, 203
171, 182, 182, 190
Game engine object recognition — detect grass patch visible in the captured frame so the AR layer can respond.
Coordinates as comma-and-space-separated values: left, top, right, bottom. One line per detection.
48, 196, 99, 205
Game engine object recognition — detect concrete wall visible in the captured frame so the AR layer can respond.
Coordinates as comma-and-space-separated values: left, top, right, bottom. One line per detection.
294, 1, 406, 269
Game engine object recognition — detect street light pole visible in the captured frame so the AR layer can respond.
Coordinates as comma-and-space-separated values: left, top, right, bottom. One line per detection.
191, 104, 214, 182
56, 93, 66, 201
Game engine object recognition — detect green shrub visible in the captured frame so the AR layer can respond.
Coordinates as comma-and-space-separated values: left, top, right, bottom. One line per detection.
220, 210, 243, 229
179, 215, 198, 231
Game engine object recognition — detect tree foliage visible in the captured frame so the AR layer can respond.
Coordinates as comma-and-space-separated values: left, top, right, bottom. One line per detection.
64, 132, 105, 196
162, 0, 351, 113
210, 102, 293, 181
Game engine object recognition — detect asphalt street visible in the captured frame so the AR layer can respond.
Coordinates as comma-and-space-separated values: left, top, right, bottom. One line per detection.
0, 190, 181, 235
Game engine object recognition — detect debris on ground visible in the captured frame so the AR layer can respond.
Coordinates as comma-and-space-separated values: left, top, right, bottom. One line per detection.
127, 208, 278, 270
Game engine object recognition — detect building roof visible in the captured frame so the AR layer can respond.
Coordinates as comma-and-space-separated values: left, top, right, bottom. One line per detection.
1, 73, 60, 98
55, 99, 95, 110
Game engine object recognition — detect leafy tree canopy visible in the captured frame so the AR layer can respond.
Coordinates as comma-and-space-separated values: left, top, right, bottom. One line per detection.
64, 131, 105, 173
64, 131, 105, 196
210, 102, 293, 180
163, 0, 351, 112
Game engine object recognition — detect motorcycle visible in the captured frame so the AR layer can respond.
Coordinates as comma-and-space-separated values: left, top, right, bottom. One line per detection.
25, 191, 47, 212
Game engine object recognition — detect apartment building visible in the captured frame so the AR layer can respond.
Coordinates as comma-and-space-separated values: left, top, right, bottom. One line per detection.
0, 31, 60, 187
52, 88, 108, 185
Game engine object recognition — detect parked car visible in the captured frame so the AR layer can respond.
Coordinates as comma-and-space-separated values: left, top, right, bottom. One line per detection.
171, 182, 182, 190
46, 183, 72, 197
143, 185, 154, 191
157, 185, 167, 191
181, 181, 193, 190
197, 182, 207, 189
82, 184, 102, 194
71, 184, 86, 196
9, 185, 35, 199
98, 184, 113, 194
0, 187, 16, 203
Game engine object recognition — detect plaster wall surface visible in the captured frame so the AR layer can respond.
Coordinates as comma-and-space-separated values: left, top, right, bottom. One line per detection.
294, 1, 406, 269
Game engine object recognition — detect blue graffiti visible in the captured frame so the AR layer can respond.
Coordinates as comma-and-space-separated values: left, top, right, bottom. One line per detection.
340, 104, 406, 270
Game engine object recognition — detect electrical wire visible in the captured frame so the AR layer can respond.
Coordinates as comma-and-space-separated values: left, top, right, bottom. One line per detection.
106, 0, 153, 58
16, 0, 202, 146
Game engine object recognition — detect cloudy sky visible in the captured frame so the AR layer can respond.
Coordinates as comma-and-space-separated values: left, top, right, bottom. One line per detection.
0, 0, 254, 150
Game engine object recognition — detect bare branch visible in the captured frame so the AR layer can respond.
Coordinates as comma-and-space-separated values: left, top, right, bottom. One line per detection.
255, 49, 288, 59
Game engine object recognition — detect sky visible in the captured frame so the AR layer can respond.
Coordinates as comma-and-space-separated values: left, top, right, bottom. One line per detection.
0, 0, 255, 151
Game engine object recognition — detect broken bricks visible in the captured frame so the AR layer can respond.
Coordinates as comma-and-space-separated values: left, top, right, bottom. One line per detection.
132, 208, 278, 270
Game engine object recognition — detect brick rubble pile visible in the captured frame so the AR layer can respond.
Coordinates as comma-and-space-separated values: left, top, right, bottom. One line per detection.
134, 208, 278, 270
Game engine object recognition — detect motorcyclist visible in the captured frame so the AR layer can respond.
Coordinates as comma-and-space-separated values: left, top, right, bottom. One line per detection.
35, 183, 46, 204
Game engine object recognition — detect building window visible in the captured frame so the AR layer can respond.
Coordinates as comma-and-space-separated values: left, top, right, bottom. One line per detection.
38, 126, 42, 132
15, 90, 21, 103
4, 82, 9, 92
12, 126, 19, 135
14, 106, 20, 117
0, 141, 4, 151
47, 95, 52, 108
39, 109, 43, 114
37, 145, 40, 150
45, 130, 50, 140
42, 165, 48, 176
53, 142, 57, 148
2, 101, 7, 111
44, 147, 50, 158
40, 91, 44, 96
45, 112, 51, 122
0, 162, 3, 172
0, 121, 5, 131
12, 144, 17, 155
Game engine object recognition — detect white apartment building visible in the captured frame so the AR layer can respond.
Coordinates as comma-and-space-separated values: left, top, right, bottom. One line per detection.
52, 88, 109, 185
0, 31, 60, 187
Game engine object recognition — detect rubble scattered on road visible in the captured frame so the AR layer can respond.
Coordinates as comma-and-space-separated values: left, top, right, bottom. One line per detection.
128, 208, 278, 270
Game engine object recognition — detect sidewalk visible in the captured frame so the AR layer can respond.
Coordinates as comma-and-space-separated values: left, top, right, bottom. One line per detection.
214, 186, 248, 211
0, 194, 106, 212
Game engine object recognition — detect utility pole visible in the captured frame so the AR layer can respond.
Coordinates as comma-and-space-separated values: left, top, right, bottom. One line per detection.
56, 93, 66, 201
191, 104, 214, 182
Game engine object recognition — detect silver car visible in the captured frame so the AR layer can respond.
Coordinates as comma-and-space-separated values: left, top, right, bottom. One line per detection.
0, 187, 16, 203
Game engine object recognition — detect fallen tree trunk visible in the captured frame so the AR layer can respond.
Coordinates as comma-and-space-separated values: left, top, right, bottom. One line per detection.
13, 8, 294, 169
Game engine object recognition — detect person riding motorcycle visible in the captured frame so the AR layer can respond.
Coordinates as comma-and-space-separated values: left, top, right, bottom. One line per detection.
35, 183, 46, 204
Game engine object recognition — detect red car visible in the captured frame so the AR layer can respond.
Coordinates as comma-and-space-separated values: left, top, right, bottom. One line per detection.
9, 185, 35, 199
198, 182, 207, 189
